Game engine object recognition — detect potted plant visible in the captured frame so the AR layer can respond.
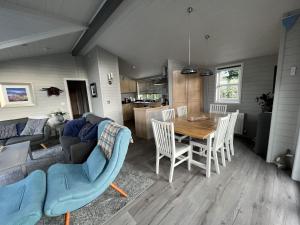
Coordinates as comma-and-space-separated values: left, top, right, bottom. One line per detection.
256, 92, 274, 112
50, 111, 67, 123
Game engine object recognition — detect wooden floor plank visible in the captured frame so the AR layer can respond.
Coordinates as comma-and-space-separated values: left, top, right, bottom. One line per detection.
106, 137, 300, 225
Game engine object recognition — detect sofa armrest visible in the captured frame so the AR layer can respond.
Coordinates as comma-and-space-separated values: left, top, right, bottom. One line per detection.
70, 141, 97, 163
42, 125, 51, 142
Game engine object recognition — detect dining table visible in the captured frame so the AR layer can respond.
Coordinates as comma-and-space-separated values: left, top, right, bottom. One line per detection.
173, 112, 226, 177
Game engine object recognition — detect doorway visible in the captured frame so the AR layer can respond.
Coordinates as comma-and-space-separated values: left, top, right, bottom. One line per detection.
66, 80, 90, 119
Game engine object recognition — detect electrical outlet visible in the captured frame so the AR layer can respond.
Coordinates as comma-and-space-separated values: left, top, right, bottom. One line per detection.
290, 66, 296, 76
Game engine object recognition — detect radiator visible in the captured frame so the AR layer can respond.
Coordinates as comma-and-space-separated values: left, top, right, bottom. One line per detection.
234, 113, 245, 135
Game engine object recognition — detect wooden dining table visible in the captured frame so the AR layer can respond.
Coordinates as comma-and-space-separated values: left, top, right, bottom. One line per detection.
173, 112, 227, 177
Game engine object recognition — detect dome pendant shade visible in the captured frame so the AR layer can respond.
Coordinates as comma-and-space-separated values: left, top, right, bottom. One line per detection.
181, 65, 198, 74
199, 68, 214, 76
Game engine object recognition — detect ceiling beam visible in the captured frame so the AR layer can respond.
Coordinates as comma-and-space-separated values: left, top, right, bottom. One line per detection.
72, 0, 124, 56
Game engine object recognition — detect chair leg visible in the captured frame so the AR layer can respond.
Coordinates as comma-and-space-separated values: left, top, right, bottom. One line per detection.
213, 149, 220, 174
220, 146, 226, 167
40, 143, 47, 149
230, 139, 235, 156
225, 142, 231, 162
65, 211, 70, 225
156, 153, 160, 174
188, 148, 191, 171
110, 183, 128, 198
169, 158, 175, 183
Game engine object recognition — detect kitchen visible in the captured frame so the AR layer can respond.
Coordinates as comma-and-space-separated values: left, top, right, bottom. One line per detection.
120, 74, 169, 137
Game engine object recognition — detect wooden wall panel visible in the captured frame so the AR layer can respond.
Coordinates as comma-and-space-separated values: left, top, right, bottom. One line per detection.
172, 70, 203, 115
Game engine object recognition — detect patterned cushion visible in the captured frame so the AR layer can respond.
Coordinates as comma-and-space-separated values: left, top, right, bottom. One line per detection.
97, 121, 123, 159
0, 124, 17, 139
21, 118, 48, 136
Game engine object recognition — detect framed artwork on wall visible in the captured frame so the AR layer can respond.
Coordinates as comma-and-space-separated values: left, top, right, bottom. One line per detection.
0, 83, 35, 108
90, 83, 97, 97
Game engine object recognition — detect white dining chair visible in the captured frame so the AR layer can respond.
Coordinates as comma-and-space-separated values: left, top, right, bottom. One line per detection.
177, 106, 188, 117
151, 119, 191, 183
162, 108, 188, 142
210, 104, 227, 114
190, 115, 230, 174
225, 110, 239, 159
162, 108, 175, 121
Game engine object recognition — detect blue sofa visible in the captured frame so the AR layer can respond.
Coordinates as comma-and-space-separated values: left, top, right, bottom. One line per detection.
44, 120, 132, 217
0, 170, 46, 225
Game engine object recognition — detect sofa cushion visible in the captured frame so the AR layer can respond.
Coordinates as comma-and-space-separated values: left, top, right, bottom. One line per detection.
0, 124, 17, 139
82, 145, 107, 182
5, 134, 44, 145
63, 118, 86, 137
16, 122, 27, 136
21, 118, 48, 136
78, 122, 98, 142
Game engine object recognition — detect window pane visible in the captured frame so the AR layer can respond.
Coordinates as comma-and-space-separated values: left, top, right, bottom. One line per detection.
218, 68, 240, 85
218, 85, 239, 100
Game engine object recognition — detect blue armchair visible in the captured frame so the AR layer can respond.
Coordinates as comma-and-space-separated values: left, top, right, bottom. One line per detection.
0, 170, 46, 225
44, 120, 132, 223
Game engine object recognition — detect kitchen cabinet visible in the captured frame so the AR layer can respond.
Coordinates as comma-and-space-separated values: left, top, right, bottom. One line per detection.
172, 71, 203, 115
122, 103, 134, 121
120, 79, 137, 93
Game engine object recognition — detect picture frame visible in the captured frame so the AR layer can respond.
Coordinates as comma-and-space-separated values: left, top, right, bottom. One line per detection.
0, 82, 35, 108
90, 83, 97, 98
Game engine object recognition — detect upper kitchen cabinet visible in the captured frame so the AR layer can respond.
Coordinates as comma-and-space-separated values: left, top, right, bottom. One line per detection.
120, 77, 137, 93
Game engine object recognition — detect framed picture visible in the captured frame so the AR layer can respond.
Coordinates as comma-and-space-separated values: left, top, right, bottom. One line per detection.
90, 83, 97, 98
0, 83, 35, 108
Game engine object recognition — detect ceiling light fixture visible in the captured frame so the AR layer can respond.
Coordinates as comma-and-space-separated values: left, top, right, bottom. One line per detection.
181, 6, 198, 75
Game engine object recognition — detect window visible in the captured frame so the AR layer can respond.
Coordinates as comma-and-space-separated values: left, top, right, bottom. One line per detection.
215, 64, 243, 104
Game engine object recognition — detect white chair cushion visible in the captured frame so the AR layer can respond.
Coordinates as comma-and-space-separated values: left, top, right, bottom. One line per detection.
175, 142, 190, 155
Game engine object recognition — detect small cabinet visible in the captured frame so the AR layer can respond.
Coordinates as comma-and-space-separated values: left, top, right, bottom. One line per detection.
120, 79, 137, 93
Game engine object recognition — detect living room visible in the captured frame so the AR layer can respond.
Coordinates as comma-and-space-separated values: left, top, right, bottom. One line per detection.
1, 0, 300, 225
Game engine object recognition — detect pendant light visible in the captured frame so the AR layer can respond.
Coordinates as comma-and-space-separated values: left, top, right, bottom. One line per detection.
181, 7, 198, 75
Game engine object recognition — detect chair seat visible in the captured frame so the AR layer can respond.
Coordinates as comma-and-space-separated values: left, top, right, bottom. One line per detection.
0, 170, 46, 225
175, 142, 190, 155
44, 163, 97, 217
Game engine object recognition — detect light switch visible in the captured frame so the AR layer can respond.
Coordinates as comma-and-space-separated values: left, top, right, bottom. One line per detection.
290, 66, 297, 76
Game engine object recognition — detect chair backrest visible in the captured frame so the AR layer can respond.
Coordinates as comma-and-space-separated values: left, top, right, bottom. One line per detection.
162, 108, 175, 122
87, 120, 132, 192
225, 110, 239, 141
177, 106, 188, 117
210, 104, 227, 114
152, 119, 175, 157
213, 116, 230, 149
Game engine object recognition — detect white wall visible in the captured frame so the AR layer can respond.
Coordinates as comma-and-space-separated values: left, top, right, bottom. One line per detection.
268, 12, 300, 167
84, 48, 104, 116
84, 46, 123, 124
204, 55, 277, 139
0, 53, 87, 121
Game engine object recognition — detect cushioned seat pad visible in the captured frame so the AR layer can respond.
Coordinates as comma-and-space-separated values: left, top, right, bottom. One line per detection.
5, 134, 43, 145
0, 170, 46, 225
44, 163, 102, 216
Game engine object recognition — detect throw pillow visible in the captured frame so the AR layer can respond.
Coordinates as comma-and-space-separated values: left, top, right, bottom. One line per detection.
78, 123, 98, 142
16, 122, 27, 136
63, 117, 86, 137
0, 124, 17, 139
21, 118, 48, 136
82, 145, 107, 182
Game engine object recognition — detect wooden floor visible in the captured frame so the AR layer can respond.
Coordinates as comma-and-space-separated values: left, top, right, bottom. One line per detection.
107, 137, 300, 225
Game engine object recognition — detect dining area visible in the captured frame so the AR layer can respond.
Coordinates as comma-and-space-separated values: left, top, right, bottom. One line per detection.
151, 104, 239, 183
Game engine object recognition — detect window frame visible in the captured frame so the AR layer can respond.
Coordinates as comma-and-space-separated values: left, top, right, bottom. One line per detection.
215, 63, 243, 104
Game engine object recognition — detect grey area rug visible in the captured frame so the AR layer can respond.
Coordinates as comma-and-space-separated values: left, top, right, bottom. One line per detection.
0, 145, 154, 225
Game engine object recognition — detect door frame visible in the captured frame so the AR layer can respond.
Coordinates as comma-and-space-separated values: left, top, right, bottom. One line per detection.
64, 78, 93, 120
